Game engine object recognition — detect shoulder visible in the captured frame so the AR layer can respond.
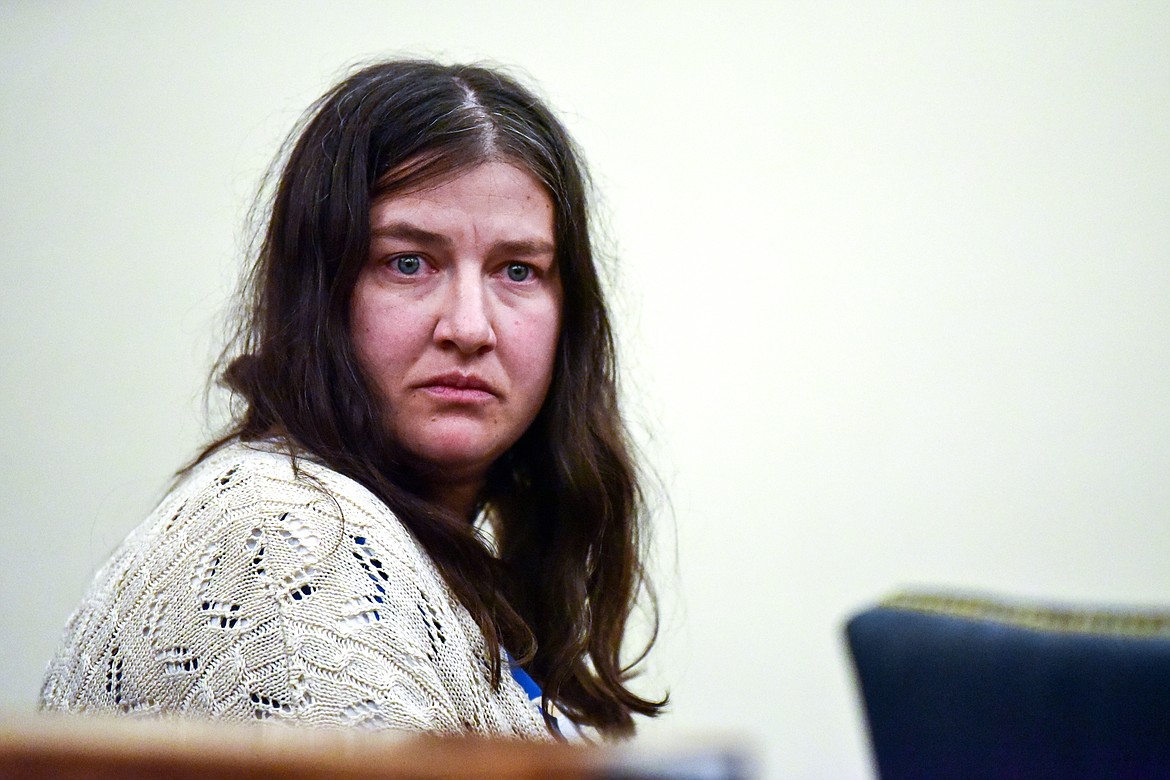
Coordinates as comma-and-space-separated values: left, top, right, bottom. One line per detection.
42, 441, 442, 718
43, 440, 547, 736
179, 441, 410, 532
151, 441, 447, 630
175, 440, 367, 517
161, 441, 415, 554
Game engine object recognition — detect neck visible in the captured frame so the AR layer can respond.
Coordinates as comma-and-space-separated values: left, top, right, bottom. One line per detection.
431, 479, 483, 522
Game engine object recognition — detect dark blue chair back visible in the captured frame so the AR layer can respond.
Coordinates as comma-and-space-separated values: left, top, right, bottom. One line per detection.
846, 592, 1170, 779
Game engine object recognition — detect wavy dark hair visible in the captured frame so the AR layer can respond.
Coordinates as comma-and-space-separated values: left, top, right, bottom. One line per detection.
199, 60, 664, 735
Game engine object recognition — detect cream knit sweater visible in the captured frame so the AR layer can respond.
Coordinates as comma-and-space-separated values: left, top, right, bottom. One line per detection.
40, 441, 550, 738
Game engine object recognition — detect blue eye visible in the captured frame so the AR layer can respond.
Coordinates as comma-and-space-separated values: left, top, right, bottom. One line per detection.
394, 255, 422, 275
506, 263, 530, 282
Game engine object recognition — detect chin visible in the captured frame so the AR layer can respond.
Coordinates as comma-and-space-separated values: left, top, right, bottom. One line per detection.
394, 418, 526, 477
409, 438, 504, 475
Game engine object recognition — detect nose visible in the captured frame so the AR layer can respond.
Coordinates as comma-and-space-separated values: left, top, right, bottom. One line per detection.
433, 272, 496, 354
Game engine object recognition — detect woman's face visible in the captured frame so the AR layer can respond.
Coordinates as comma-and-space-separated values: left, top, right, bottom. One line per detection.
350, 161, 562, 505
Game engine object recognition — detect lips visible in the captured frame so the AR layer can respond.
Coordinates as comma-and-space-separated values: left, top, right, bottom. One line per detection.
415, 371, 499, 401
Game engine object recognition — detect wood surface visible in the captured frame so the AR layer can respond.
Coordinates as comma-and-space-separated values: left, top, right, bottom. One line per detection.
0, 715, 597, 780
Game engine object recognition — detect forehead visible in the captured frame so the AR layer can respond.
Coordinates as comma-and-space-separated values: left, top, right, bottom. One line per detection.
370, 161, 554, 237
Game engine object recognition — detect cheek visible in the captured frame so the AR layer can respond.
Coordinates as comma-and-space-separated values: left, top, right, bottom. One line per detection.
509, 308, 562, 386
349, 305, 380, 371
350, 293, 418, 381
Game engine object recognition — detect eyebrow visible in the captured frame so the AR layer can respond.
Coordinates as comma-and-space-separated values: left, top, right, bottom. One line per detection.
370, 221, 555, 258
370, 222, 451, 248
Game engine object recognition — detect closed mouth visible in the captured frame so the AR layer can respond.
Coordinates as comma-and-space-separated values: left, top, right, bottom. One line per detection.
416, 372, 498, 396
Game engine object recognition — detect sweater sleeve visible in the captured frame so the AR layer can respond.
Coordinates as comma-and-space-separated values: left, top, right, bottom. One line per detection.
40, 448, 468, 733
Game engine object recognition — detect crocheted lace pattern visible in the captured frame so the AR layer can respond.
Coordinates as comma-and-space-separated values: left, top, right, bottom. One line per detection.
40, 441, 550, 738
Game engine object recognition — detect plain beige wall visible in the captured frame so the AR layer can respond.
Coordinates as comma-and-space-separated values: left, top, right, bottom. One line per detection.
3, 3, 1169, 777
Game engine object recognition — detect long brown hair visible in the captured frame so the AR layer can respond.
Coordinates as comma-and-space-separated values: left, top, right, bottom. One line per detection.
203, 60, 664, 735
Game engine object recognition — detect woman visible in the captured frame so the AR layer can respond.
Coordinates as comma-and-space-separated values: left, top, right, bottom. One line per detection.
40, 60, 664, 739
